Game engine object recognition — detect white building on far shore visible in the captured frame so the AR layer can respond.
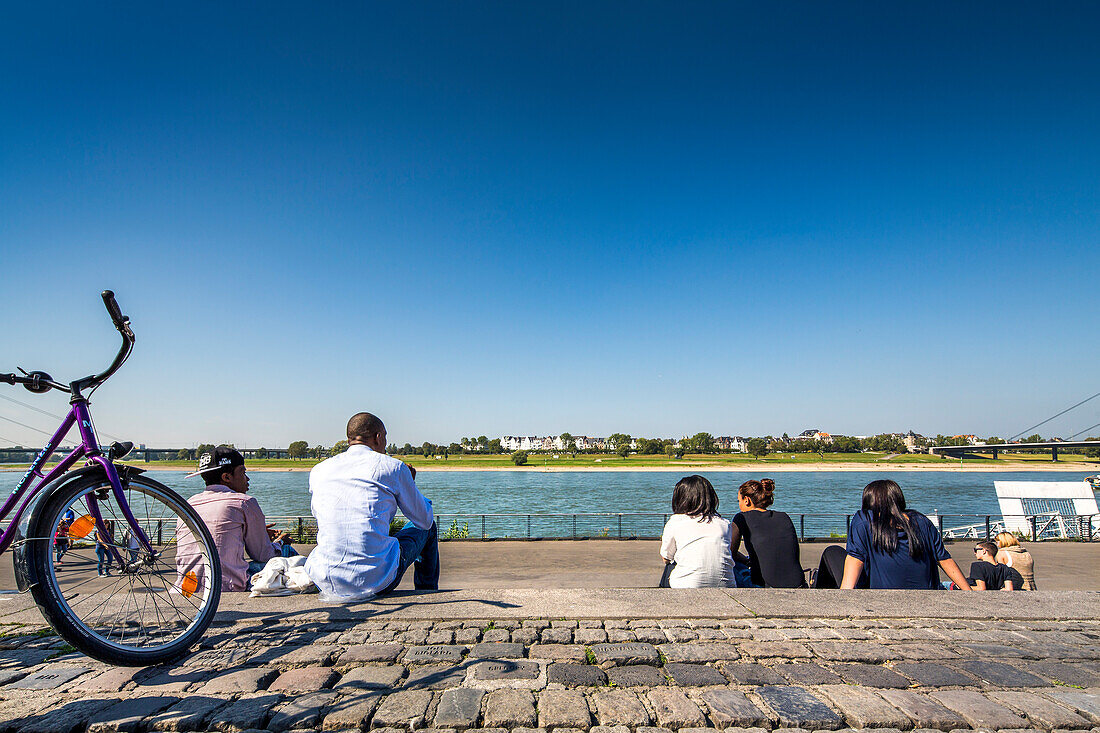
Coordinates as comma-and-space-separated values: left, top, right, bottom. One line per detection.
501, 435, 608, 451
714, 436, 748, 452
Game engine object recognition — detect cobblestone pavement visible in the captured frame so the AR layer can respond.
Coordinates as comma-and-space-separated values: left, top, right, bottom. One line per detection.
2, 615, 1100, 732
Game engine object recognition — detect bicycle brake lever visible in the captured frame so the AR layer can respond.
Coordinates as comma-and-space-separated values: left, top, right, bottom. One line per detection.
17, 369, 55, 393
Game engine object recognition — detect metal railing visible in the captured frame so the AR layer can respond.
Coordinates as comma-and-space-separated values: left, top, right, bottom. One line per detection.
266, 512, 1100, 543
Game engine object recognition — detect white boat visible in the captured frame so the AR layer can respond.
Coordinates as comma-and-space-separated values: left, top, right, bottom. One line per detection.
940, 479, 1099, 540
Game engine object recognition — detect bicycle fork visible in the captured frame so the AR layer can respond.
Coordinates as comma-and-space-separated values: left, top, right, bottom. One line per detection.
87, 456, 156, 572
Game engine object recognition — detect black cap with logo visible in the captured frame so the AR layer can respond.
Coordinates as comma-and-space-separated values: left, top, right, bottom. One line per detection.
185, 446, 245, 479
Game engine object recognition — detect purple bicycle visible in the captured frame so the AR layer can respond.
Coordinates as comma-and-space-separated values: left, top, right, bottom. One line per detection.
2, 291, 220, 665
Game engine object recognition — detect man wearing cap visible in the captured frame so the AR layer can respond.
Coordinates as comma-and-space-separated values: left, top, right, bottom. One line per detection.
177, 446, 293, 592
305, 412, 439, 601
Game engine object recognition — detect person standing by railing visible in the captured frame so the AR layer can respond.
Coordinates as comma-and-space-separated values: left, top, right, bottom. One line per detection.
53, 517, 71, 565
93, 525, 112, 577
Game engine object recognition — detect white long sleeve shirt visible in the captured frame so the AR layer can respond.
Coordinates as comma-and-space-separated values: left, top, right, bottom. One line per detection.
304, 444, 434, 601
660, 513, 735, 588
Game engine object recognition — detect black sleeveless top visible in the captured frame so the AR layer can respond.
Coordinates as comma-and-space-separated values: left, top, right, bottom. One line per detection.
733, 510, 806, 588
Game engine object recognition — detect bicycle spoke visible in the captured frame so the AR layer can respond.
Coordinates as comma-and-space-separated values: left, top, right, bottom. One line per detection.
148, 567, 195, 627
142, 570, 170, 634
45, 480, 218, 653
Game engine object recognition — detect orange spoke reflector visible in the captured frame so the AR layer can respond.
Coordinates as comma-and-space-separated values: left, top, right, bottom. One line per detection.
181, 572, 198, 598
68, 515, 96, 539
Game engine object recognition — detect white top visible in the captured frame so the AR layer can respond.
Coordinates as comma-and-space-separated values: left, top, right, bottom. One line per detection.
304, 445, 434, 601
660, 513, 735, 588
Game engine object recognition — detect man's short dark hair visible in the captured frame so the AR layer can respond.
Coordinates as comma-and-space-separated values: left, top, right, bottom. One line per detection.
347, 412, 385, 442
975, 541, 998, 557
203, 467, 234, 487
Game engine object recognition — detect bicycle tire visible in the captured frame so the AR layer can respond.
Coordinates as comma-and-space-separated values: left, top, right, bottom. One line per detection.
28, 473, 221, 666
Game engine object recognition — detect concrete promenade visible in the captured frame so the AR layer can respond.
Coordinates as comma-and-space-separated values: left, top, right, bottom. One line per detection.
0, 544, 1099, 732
368, 542, 1100, 592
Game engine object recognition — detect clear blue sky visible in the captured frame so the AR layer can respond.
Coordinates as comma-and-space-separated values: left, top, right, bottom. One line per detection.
2, 3, 1098, 448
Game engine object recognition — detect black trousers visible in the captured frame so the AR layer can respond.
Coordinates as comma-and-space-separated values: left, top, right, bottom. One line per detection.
813, 545, 868, 588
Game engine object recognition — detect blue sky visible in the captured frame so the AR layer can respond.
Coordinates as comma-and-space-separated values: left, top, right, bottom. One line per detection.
1, 3, 1098, 448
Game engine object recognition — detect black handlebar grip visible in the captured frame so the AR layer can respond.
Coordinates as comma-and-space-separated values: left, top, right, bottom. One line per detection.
102, 290, 125, 324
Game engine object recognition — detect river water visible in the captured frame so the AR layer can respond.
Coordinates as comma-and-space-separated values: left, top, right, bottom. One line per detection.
3, 468, 1093, 520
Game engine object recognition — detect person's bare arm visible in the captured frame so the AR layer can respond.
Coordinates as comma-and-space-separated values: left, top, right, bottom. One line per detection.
242, 500, 279, 563
1003, 579, 1016, 591
729, 523, 750, 564
840, 555, 864, 589
973, 578, 987, 590
655, 528, 673, 561
939, 558, 972, 590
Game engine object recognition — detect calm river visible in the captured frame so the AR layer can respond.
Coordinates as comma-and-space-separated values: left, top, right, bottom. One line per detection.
3, 469, 1093, 520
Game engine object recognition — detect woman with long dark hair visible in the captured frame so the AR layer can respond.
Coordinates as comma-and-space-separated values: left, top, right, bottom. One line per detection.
836, 479, 971, 590
659, 475, 735, 587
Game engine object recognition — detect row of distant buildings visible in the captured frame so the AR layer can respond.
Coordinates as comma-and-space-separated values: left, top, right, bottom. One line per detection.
489, 430, 1064, 455
500, 431, 933, 453
500, 436, 630, 452
792, 429, 929, 452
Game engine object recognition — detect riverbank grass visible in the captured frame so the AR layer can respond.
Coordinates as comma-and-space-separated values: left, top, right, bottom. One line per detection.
99, 450, 1100, 470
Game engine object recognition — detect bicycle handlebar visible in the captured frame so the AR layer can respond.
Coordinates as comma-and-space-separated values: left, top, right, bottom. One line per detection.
102, 290, 125, 328
84, 290, 135, 391
4, 291, 135, 396
0, 372, 70, 393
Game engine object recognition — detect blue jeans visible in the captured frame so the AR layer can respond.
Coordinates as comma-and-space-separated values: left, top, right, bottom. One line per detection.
733, 558, 758, 588
660, 559, 757, 588
96, 545, 111, 574
379, 521, 440, 594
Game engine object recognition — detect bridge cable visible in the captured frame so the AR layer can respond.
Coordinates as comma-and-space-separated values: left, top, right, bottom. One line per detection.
0, 393, 66, 421
1067, 421, 1100, 441
1007, 390, 1100, 441
0, 393, 123, 442
0, 413, 55, 438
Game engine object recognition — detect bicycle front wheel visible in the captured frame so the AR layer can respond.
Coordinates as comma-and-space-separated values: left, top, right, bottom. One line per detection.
28, 473, 221, 665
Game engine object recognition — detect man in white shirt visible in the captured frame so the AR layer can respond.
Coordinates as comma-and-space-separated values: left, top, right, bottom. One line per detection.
305, 412, 439, 601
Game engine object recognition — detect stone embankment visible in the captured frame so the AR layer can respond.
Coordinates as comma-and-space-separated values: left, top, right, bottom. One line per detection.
1, 593, 1099, 733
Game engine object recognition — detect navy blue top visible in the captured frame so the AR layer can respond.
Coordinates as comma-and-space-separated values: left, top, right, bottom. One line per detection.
846, 510, 950, 589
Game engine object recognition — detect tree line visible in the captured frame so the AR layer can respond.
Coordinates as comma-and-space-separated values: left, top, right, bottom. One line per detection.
173, 433, 1099, 462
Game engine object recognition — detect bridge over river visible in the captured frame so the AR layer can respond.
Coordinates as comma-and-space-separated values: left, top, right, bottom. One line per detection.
931, 440, 1099, 461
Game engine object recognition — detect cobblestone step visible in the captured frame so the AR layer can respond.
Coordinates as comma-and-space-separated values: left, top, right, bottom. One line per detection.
3, 616, 1100, 732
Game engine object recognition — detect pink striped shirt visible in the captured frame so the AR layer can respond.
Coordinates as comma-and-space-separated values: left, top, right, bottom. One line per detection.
176, 485, 278, 592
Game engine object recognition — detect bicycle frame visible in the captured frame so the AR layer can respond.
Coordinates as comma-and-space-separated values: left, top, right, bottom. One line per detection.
0, 398, 153, 568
